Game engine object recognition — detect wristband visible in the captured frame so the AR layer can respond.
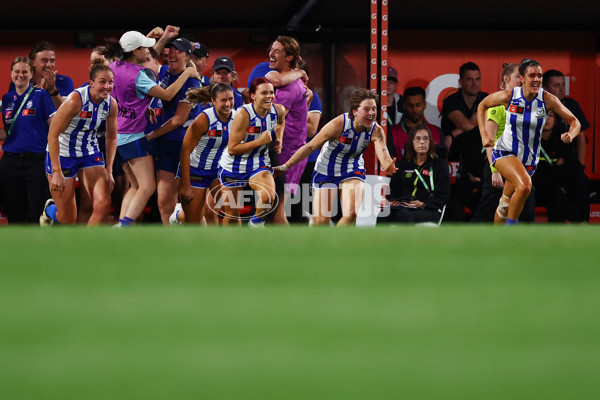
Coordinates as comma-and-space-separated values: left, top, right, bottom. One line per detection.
49, 90, 59, 96
281, 164, 290, 172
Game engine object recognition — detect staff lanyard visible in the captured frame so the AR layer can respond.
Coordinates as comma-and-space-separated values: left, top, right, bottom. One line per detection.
7, 86, 34, 136
412, 166, 434, 197
539, 145, 554, 166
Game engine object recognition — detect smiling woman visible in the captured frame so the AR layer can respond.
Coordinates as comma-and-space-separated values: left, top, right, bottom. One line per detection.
477, 58, 582, 225
273, 88, 398, 226
0, 57, 57, 223
39, 62, 118, 226
378, 125, 450, 224
217, 77, 286, 226
146, 37, 202, 225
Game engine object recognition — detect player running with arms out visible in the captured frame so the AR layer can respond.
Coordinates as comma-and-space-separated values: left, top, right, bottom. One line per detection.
274, 88, 397, 226
218, 77, 285, 226
477, 58, 580, 225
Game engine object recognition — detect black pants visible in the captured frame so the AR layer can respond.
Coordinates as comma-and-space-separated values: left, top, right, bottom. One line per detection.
0, 152, 50, 223
378, 207, 442, 224
534, 160, 589, 222
472, 160, 535, 222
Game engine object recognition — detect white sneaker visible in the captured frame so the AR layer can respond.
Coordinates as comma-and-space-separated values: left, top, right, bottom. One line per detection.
39, 198, 55, 227
112, 222, 122, 228
169, 203, 183, 225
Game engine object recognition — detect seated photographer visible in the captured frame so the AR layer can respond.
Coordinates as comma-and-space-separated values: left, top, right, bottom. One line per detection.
378, 125, 450, 224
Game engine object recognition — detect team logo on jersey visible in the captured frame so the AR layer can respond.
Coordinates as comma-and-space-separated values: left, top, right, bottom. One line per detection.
535, 108, 545, 118
22, 109, 35, 116
26, 100, 33, 109
508, 105, 524, 114
101, 110, 109, 119
208, 130, 222, 137
79, 111, 93, 118
247, 127, 261, 134
338, 136, 352, 144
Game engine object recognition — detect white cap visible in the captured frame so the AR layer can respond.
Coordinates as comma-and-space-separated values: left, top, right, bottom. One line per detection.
119, 31, 156, 52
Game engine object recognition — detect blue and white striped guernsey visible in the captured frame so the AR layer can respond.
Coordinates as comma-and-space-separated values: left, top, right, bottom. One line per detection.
58, 86, 111, 158
190, 107, 236, 171
494, 86, 547, 167
219, 103, 278, 173
315, 113, 374, 177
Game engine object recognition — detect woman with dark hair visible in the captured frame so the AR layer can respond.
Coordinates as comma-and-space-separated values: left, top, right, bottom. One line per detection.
274, 88, 397, 226
477, 58, 581, 225
218, 77, 285, 226
472, 62, 534, 223
39, 63, 118, 226
175, 83, 236, 224
145, 37, 202, 225
378, 125, 450, 224
0, 57, 56, 223
109, 31, 198, 226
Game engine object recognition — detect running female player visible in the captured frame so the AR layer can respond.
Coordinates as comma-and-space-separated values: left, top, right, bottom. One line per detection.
177, 83, 236, 224
471, 62, 532, 223
218, 77, 285, 226
477, 58, 581, 224
41, 63, 118, 225
274, 88, 397, 226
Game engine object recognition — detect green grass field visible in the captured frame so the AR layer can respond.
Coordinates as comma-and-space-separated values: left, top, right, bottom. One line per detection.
1, 225, 599, 399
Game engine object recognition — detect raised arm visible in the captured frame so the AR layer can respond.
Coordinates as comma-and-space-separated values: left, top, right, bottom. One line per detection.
545, 91, 581, 144
477, 91, 511, 147
147, 68, 200, 101
179, 113, 209, 203
265, 69, 307, 88
274, 114, 344, 174
152, 25, 180, 56
227, 108, 272, 156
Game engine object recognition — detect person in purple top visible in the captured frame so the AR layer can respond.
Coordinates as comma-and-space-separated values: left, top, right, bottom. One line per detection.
110, 30, 199, 226
265, 36, 310, 224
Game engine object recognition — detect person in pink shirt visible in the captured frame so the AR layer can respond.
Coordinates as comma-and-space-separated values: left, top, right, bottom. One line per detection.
389, 86, 442, 159
265, 36, 310, 224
